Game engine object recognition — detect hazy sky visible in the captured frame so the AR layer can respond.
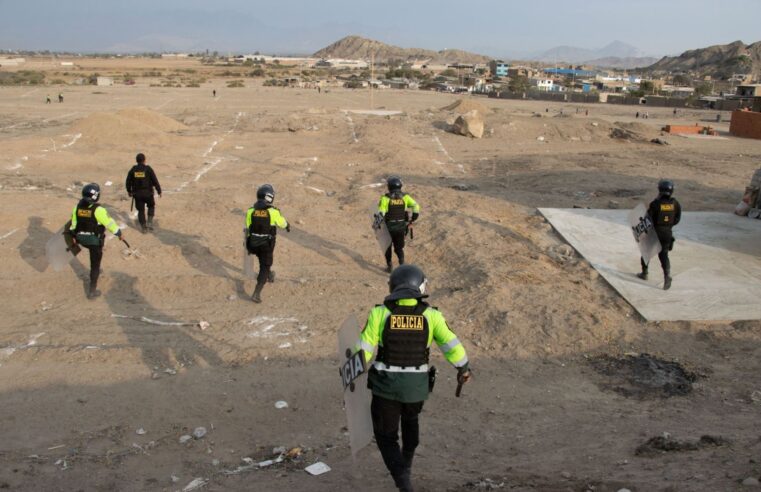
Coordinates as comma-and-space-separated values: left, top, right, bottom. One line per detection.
1, 0, 760, 58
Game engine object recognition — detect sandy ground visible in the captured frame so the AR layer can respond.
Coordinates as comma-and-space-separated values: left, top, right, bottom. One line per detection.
1, 75, 761, 492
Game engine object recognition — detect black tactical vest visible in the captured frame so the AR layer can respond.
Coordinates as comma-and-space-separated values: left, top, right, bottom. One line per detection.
249, 207, 273, 236
74, 203, 102, 234
385, 193, 407, 231
378, 302, 430, 368
656, 199, 676, 227
131, 165, 151, 192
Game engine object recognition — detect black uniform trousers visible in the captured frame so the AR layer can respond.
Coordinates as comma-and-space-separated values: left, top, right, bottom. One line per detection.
250, 237, 275, 285
134, 193, 156, 227
83, 244, 103, 288
641, 227, 673, 275
384, 228, 406, 265
371, 394, 424, 486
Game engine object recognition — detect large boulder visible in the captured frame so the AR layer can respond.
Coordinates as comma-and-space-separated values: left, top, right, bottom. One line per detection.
452, 110, 484, 138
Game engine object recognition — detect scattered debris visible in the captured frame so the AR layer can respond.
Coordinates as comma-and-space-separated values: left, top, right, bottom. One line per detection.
198, 320, 210, 331
536, 136, 545, 142
750, 390, 761, 404
275, 400, 289, 409
650, 138, 669, 145
273, 446, 286, 455
451, 183, 476, 191
136, 428, 146, 435
193, 427, 207, 439
589, 353, 697, 398
635, 434, 728, 457
111, 314, 196, 326
164, 368, 177, 375
171, 475, 180, 483
104, 181, 113, 186
182, 478, 208, 491
179, 435, 192, 444
465, 477, 505, 489
304, 462, 331, 476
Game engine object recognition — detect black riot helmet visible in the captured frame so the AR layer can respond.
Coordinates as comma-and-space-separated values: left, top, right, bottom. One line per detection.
387, 264, 428, 301
658, 179, 674, 198
257, 184, 275, 204
82, 183, 101, 204
387, 175, 403, 193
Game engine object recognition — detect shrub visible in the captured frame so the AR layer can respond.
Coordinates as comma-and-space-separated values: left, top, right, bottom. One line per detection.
227, 79, 244, 88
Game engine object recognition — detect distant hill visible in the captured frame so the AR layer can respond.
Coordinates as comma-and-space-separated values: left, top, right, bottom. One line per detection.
585, 56, 659, 70
645, 40, 761, 79
313, 35, 491, 64
536, 41, 644, 64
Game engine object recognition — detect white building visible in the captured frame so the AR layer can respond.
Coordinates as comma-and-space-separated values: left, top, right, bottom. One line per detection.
96, 77, 114, 86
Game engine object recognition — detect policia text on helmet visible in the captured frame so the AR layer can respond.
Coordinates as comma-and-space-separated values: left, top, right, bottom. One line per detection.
359, 264, 471, 492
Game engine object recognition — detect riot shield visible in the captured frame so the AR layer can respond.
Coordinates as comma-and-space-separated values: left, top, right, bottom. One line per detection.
629, 203, 661, 265
337, 314, 373, 458
371, 212, 392, 255
46, 224, 80, 272
242, 228, 254, 277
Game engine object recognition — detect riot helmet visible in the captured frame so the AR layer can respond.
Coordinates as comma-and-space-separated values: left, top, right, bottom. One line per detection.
82, 183, 101, 204
387, 175, 403, 193
658, 179, 674, 198
257, 184, 275, 204
388, 264, 428, 299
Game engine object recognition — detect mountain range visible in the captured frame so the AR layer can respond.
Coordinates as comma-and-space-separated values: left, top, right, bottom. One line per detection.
646, 40, 761, 79
313, 35, 490, 64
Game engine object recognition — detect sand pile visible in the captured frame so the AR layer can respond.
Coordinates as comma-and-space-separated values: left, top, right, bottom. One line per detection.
440, 98, 490, 115
70, 107, 188, 147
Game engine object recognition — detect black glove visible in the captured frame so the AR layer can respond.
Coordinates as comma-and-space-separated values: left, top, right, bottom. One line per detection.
286, 223, 291, 233
411, 212, 419, 222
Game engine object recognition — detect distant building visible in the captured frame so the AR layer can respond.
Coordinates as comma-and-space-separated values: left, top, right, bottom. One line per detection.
532, 78, 558, 91
543, 68, 597, 78
489, 60, 509, 78
737, 84, 761, 97
96, 77, 114, 86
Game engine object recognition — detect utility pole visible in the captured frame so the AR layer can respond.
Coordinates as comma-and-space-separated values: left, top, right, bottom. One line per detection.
370, 52, 374, 110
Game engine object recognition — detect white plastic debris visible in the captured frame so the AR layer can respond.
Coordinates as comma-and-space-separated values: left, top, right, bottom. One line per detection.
171, 475, 180, 483
275, 401, 289, 409
258, 460, 274, 468
136, 428, 146, 435
104, 181, 113, 186
179, 435, 192, 444
304, 462, 331, 476
198, 320, 210, 331
182, 478, 208, 491
273, 446, 286, 455
193, 427, 207, 439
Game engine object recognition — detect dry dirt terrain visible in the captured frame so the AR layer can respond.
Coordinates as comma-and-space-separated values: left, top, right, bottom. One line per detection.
1, 67, 761, 492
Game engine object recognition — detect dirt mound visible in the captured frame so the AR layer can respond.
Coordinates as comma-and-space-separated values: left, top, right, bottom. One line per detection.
589, 353, 698, 398
70, 107, 188, 147
440, 98, 490, 115
635, 434, 729, 457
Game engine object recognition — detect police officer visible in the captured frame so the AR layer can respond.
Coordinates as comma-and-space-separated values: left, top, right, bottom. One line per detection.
359, 265, 470, 492
68, 183, 125, 299
637, 179, 681, 290
378, 176, 420, 273
245, 184, 290, 303
125, 153, 162, 233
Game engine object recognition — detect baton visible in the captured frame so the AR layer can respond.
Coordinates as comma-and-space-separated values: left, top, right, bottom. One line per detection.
130, 197, 134, 212
120, 237, 132, 249
455, 381, 463, 397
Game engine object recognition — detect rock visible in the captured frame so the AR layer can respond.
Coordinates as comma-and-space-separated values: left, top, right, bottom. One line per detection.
651, 138, 670, 145
560, 471, 572, 479
451, 183, 475, 191
608, 200, 620, 209
227, 295, 236, 301
591, 122, 599, 127
182, 478, 208, 491
164, 368, 177, 375
192, 427, 207, 439
212, 459, 220, 466
451, 110, 484, 138
179, 435, 192, 444
198, 320, 210, 331
743, 477, 760, 486
536, 136, 545, 142
275, 400, 289, 409
136, 428, 147, 435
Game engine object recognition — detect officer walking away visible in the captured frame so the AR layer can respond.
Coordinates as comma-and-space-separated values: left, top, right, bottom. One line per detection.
125, 153, 162, 233
68, 183, 126, 299
379, 176, 420, 273
637, 179, 681, 290
359, 265, 471, 492
245, 184, 290, 303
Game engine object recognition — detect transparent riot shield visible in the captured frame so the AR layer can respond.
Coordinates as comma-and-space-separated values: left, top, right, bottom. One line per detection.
337, 314, 373, 458
242, 228, 254, 277
371, 212, 392, 255
629, 203, 662, 265
46, 225, 79, 272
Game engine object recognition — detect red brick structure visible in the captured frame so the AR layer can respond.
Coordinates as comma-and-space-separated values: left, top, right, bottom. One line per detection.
662, 124, 718, 135
730, 110, 761, 140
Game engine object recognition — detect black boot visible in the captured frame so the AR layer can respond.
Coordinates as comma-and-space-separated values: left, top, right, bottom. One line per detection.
268, 270, 275, 283
140, 223, 148, 234
251, 282, 265, 303
386, 262, 393, 273
87, 278, 101, 299
147, 216, 154, 231
636, 271, 648, 280
393, 468, 413, 492
663, 273, 672, 290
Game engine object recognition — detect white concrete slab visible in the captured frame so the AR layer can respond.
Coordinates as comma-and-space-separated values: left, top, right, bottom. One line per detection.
540, 208, 761, 321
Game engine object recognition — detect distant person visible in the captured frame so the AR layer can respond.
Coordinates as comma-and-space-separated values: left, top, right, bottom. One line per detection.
716, 113, 721, 123
68, 184, 126, 299
245, 184, 290, 303
378, 176, 420, 273
585, 109, 588, 116
125, 153, 162, 233
673, 108, 677, 116
213, 89, 216, 97
358, 264, 470, 492
46, 94, 51, 104
636, 111, 640, 119
58, 93, 63, 103
636, 180, 681, 290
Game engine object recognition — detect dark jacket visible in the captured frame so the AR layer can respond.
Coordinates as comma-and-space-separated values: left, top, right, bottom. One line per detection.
126, 163, 161, 197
